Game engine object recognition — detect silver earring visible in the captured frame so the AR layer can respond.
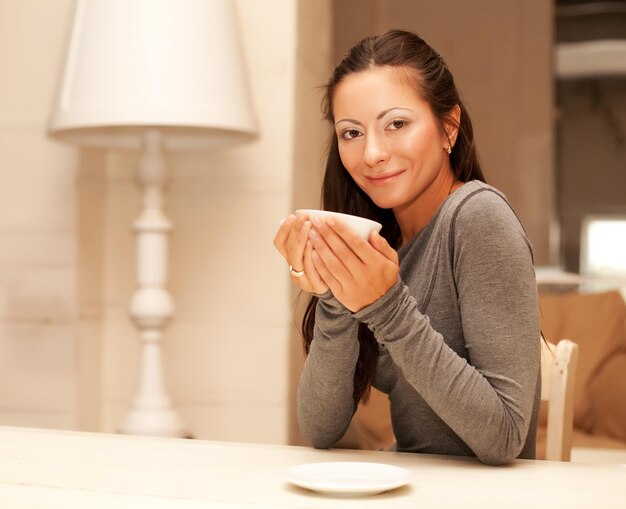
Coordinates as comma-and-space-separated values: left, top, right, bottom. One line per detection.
446, 144, 452, 155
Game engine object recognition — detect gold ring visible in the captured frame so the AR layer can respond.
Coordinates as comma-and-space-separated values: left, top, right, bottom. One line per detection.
289, 265, 305, 278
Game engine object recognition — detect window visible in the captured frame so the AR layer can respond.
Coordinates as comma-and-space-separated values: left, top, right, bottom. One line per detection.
580, 215, 626, 291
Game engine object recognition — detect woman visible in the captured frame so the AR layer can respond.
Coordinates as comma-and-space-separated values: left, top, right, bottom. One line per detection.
273, 29, 541, 465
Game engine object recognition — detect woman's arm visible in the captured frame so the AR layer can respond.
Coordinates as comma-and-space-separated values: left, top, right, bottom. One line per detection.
297, 293, 360, 448
354, 196, 540, 465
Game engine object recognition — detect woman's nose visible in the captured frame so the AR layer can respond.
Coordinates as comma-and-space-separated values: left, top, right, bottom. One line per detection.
363, 132, 391, 167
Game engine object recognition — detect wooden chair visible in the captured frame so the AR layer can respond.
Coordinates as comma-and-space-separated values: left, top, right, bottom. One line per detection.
540, 338, 579, 461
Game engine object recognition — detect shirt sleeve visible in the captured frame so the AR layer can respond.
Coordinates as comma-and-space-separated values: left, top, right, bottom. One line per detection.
353, 193, 541, 465
296, 293, 360, 448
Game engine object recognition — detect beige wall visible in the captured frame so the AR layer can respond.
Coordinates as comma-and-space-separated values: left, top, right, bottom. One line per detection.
0, 0, 78, 429
0, 0, 330, 443
334, 0, 556, 265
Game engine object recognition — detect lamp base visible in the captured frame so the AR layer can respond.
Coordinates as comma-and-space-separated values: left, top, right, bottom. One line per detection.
119, 406, 189, 438
118, 129, 189, 439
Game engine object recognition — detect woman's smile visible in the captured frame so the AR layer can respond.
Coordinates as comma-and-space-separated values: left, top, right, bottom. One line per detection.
365, 169, 406, 186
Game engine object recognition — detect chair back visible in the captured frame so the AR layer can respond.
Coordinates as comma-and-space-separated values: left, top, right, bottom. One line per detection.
540, 338, 579, 461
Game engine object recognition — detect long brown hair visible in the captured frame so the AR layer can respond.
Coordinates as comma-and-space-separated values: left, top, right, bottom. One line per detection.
303, 29, 486, 404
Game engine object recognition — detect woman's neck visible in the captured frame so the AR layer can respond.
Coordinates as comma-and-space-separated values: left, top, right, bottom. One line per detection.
394, 170, 461, 246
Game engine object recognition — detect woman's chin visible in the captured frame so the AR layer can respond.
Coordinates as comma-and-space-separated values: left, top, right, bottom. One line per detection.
369, 196, 403, 211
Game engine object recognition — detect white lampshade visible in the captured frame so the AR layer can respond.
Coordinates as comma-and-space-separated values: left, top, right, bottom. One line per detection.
49, 0, 256, 150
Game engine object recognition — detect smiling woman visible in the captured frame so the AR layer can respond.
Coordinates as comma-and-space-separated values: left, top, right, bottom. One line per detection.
273, 29, 541, 466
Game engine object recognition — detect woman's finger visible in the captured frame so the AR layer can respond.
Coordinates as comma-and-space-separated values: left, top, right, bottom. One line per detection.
370, 230, 399, 264
273, 215, 295, 259
309, 218, 363, 277
303, 240, 329, 294
311, 248, 342, 295
322, 217, 377, 265
309, 227, 353, 283
285, 215, 310, 270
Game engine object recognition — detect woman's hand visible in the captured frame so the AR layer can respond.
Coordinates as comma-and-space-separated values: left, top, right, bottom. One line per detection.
308, 217, 399, 312
273, 214, 329, 295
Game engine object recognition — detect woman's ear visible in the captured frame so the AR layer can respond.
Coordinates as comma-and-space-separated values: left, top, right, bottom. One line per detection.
442, 104, 461, 149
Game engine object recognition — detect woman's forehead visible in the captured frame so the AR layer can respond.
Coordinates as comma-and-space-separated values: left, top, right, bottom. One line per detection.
332, 66, 425, 117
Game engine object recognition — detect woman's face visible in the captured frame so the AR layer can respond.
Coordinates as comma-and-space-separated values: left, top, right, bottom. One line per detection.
332, 66, 453, 211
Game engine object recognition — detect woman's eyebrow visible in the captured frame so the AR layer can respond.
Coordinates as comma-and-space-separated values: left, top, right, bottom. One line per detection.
334, 118, 362, 127
334, 107, 413, 127
377, 107, 412, 119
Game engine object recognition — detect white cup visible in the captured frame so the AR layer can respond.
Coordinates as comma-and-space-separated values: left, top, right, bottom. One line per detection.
296, 209, 382, 241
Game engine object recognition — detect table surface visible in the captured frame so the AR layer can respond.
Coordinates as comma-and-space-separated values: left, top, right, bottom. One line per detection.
1, 426, 625, 508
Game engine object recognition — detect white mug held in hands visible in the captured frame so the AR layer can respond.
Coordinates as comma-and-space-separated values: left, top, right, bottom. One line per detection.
296, 210, 382, 240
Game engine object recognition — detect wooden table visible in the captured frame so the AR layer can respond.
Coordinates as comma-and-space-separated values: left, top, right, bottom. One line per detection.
0, 426, 624, 508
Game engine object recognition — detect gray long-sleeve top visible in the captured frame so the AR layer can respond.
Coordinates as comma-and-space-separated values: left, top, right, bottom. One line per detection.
297, 181, 541, 465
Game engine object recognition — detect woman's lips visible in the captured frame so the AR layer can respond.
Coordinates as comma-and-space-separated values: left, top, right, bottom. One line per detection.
366, 169, 405, 185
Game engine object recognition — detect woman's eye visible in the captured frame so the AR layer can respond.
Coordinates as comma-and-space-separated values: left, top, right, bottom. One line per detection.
389, 119, 406, 130
342, 129, 362, 140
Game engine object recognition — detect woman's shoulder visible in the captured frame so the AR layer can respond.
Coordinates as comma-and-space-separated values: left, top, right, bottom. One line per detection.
442, 181, 531, 251
447, 180, 523, 229
450, 181, 512, 211
446, 180, 533, 258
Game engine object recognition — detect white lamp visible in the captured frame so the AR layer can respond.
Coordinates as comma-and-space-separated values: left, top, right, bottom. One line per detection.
49, 0, 256, 437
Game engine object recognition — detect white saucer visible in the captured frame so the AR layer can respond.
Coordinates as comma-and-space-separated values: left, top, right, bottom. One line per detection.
285, 461, 412, 496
